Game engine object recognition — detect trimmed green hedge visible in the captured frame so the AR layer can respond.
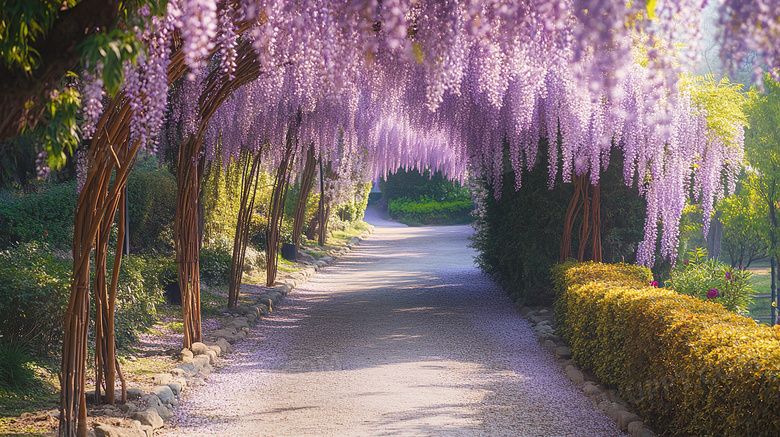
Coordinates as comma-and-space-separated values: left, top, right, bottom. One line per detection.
387, 196, 473, 225
553, 261, 780, 436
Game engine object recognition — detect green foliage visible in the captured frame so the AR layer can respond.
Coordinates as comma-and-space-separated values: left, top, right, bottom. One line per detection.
554, 261, 780, 437
107, 254, 168, 348
0, 180, 77, 250
0, 340, 36, 391
666, 247, 755, 314
1, 0, 167, 169
334, 182, 371, 223
744, 73, 780, 262
718, 183, 768, 268
0, 0, 66, 74
471, 161, 570, 304
387, 196, 473, 226
80, 28, 146, 97
471, 141, 645, 305
0, 242, 70, 356
201, 159, 256, 245
199, 237, 233, 285
39, 82, 81, 169
127, 161, 177, 253
379, 168, 470, 203
682, 74, 748, 149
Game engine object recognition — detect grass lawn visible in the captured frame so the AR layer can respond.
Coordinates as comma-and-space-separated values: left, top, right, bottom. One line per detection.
745, 258, 777, 324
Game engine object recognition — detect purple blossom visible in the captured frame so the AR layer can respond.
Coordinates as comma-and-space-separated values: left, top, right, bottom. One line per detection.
707, 289, 718, 299
90, 0, 746, 270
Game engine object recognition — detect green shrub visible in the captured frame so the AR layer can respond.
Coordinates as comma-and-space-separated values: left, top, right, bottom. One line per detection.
108, 254, 168, 348
127, 166, 177, 253
554, 261, 780, 436
0, 242, 70, 356
0, 340, 36, 390
387, 196, 474, 225
471, 145, 572, 304
666, 247, 755, 314
471, 141, 645, 305
334, 182, 371, 223
0, 181, 77, 250
199, 237, 232, 285
379, 168, 469, 203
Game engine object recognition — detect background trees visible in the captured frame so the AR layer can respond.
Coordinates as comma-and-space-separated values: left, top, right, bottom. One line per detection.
742, 74, 780, 324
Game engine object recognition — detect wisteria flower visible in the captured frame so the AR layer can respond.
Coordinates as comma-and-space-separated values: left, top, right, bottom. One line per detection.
707, 289, 719, 299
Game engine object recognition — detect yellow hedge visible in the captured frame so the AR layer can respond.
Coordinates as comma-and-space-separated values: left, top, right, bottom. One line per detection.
553, 261, 780, 436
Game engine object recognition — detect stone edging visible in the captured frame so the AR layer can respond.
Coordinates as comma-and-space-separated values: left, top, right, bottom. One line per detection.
90, 227, 374, 437
518, 304, 657, 437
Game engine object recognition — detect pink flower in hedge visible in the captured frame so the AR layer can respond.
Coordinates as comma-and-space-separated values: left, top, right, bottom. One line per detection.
725, 272, 731, 280
649, 281, 658, 287
707, 289, 719, 299
686, 260, 689, 265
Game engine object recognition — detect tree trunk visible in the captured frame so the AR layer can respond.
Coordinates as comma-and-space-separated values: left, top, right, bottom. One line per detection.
175, 135, 203, 349
60, 96, 141, 437
293, 144, 317, 251
590, 183, 602, 263
560, 174, 601, 263
266, 136, 297, 286
228, 150, 263, 307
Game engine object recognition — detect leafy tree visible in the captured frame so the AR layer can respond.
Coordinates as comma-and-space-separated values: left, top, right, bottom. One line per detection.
743, 73, 780, 322
0, 0, 162, 167
718, 182, 768, 268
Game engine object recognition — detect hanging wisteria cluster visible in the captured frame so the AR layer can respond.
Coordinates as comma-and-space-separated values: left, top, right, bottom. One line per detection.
79, 0, 772, 267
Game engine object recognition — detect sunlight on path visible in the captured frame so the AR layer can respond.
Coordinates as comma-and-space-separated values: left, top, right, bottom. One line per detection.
163, 206, 623, 436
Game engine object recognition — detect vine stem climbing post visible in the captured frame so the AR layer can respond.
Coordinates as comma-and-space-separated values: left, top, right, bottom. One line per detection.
560, 174, 602, 263
228, 150, 263, 308
60, 98, 142, 436
293, 144, 317, 251
173, 37, 264, 347
266, 126, 298, 286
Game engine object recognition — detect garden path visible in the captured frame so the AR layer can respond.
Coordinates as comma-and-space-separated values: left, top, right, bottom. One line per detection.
163, 205, 624, 436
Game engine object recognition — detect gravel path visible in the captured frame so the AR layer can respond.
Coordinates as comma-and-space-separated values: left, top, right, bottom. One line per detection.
164, 208, 625, 436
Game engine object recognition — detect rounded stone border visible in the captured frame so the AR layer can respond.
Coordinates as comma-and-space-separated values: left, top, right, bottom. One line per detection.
517, 303, 657, 437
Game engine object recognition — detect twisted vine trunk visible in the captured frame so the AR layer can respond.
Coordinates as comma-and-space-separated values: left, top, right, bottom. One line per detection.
316, 159, 333, 247
292, 144, 317, 251
93, 179, 127, 407
58, 27, 269, 435
266, 133, 298, 286
61, 96, 141, 436
175, 135, 204, 349
174, 38, 264, 346
560, 174, 602, 263
228, 150, 263, 308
